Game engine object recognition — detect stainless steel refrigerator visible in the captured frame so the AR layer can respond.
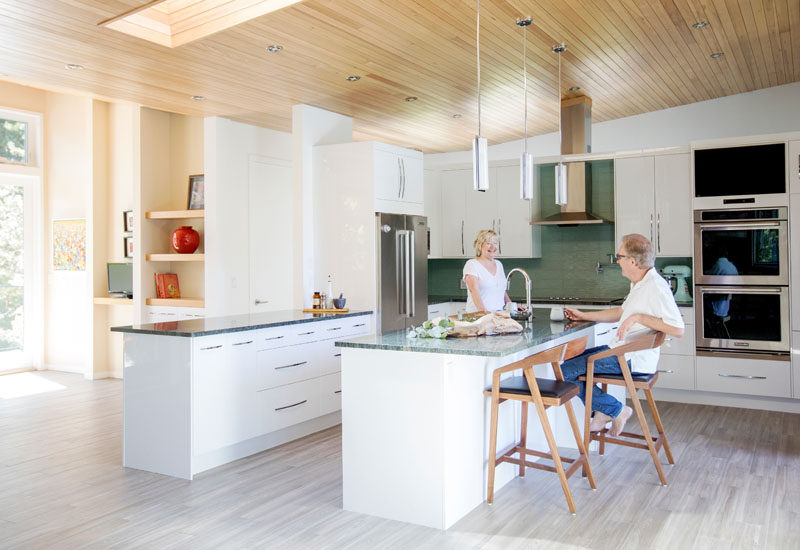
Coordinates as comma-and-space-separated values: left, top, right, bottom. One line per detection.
376, 213, 428, 333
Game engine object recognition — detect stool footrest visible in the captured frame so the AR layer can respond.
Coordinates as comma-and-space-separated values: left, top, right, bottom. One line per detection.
590, 430, 667, 453
496, 444, 586, 479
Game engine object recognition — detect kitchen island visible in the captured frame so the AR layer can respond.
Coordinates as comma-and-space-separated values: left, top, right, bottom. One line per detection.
112, 310, 372, 479
335, 310, 600, 530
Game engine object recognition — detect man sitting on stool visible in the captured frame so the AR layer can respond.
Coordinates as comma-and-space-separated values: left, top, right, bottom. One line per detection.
562, 233, 684, 436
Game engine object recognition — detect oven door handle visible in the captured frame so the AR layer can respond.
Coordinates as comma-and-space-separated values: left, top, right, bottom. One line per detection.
698, 286, 783, 295
698, 222, 781, 230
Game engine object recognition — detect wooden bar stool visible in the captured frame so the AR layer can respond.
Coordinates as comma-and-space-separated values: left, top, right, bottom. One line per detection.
485, 336, 595, 514
579, 331, 675, 485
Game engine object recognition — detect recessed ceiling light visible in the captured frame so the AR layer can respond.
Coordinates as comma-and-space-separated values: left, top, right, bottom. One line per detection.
710, 52, 724, 59
568, 86, 581, 92
692, 21, 710, 29
452, 114, 462, 119
64, 63, 84, 70
191, 96, 206, 101
265, 44, 283, 53
405, 96, 418, 102
346, 75, 360, 81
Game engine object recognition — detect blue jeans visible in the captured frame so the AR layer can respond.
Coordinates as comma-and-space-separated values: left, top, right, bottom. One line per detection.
560, 345, 634, 418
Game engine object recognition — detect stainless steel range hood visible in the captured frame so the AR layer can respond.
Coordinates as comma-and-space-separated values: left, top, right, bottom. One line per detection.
534, 96, 607, 226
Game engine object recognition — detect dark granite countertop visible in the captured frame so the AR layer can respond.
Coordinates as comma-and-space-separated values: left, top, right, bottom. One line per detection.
428, 294, 693, 308
335, 308, 595, 357
111, 309, 372, 337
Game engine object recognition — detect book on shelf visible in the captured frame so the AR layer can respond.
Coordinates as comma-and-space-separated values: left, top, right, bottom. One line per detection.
154, 273, 181, 299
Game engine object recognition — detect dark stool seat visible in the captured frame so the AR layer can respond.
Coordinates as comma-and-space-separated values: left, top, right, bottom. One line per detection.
490, 377, 579, 399
586, 372, 655, 383
484, 336, 595, 514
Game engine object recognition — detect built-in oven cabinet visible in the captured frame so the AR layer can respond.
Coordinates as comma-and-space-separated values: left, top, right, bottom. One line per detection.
792, 332, 800, 399
696, 354, 791, 398
791, 194, 800, 332
789, 140, 800, 194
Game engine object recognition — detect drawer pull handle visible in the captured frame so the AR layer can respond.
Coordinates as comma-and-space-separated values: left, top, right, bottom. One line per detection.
275, 399, 307, 411
265, 335, 284, 341
353, 323, 366, 327
200, 344, 223, 350
334, 353, 342, 357
327, 327, 342, 331
597, 330, 611, 336
657, 369, 674, 374
334, 390, 342, 394
275, 361, 308, 370
718, 374, 767, 380
232, 340, 253, 346
298, 331, 315, 336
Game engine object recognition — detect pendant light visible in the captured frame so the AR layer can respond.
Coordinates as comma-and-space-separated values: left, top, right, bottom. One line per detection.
553, 43, 568, 206
517, 17, 534, 200
472, 0, 489, 192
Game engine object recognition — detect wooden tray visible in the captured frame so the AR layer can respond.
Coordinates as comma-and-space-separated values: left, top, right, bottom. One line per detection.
302, 308, 349, 314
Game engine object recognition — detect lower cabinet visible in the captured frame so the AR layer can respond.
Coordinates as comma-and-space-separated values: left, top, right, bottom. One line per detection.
696, 355, 791, 398
794, 331, 800, 399
657, 307, 696, 390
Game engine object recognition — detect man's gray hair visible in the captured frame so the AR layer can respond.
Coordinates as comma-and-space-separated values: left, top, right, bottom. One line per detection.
621, 233, 655, 268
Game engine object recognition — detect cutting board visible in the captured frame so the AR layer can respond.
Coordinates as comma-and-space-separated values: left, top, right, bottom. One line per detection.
302, 308, 349, 314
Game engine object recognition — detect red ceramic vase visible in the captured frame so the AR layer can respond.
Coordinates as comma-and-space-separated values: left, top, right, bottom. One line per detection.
172, 226, 200, 254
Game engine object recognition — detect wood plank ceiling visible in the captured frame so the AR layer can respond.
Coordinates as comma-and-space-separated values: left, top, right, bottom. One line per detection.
0, 0, 798, 153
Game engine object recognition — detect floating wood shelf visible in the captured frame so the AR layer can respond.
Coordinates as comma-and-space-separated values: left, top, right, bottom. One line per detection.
93, 296, 134, 306
146, 253, 205, 262
146, 209, 205, 219
146, 298, 205, 308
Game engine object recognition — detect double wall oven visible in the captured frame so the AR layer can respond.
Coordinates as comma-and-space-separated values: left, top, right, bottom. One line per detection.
694, 207, 790, 360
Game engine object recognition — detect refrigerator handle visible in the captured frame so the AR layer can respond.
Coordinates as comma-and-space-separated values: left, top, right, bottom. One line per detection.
408, 230, 415, 317
397, 158, 403, 199
396, 230, 405, 316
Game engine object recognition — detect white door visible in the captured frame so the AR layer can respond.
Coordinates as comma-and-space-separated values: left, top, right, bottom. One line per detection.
790, 140, 800, 195
495, 165, 533, 258
249, 156, 293, 313
424, 169, 442, 257
614, 156, 655, 250
654, 153, 692, 256
440, 169, 470, 257
400, 154, 424, 204
791, 194, 800, 332
374, 149, 401, 201
464, 167, 497, 255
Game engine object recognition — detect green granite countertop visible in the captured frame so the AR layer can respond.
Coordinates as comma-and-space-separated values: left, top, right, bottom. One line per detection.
335, 308, 595, 357
111, 309, 372, 337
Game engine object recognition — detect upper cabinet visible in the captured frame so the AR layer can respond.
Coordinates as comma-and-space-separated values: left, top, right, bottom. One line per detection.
615, 151, 691, 256
790, 140, 800, 195
373, 143, 424, 215
431, 163, 541, 258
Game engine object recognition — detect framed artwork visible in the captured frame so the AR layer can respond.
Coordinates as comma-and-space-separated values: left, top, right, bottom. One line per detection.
53, 218, 86, 271
124, 236, 134, 258
187, 174, 205, 210
123, 210, 133, 232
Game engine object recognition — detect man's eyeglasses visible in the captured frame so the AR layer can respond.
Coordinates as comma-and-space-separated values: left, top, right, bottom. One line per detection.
614, 254, 631, 261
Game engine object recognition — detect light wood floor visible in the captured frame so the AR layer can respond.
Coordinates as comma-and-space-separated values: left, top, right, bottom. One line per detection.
2, 371, 799, 549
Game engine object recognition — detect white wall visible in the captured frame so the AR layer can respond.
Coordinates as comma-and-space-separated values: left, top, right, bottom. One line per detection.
204, 117, 292, 316
426, 82, 800, 167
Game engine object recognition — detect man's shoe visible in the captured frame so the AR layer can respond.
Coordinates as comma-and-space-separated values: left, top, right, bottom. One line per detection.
609, 406, 632, 436
589, 411, 611, 432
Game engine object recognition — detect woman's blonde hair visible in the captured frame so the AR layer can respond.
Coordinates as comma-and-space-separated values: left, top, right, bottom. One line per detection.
474, 229, 499, 257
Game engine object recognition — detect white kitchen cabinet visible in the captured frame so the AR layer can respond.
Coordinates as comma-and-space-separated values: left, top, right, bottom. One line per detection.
792, 332, 800, 398
790, 140, 800, 194
427, 302, 447, 319
695, 355, 791, 398
193, 335, 236, 455
495, 165, 542, 258
657, 307, 695, 390
373, 144, 424, 214
424, 169, 442, 257
615, 152, 691, 256
792, 194, 800, 331
440, 169, 470, 256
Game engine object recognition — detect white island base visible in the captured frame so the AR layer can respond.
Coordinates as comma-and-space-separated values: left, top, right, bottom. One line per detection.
339, 321, 619, 530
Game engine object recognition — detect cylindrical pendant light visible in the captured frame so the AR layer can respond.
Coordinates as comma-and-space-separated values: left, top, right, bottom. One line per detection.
553, 43, 568, 206
517, 17, 534, 200
473, 0, 488, 191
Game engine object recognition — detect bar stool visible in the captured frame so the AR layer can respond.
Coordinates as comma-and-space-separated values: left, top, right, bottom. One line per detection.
580, 331, 674, 485
485, 336, 595, 514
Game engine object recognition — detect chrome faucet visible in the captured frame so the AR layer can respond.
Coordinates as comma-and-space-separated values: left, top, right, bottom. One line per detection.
506, 268, 532, 325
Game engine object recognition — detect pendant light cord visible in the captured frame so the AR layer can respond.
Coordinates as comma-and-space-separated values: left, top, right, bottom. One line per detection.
477, 0, 481, 137
557, 46, 562, 150
523, 23, 528, 153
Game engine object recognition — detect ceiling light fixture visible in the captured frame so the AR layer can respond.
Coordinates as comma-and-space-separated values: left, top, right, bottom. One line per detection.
517, 16, 534, 200
553, 43, 568, 206
64, 63, 84, 70
710, 52, 724, 59
346, 75, 360, 81
472, 0, 488, 192
568, 86, 581, 92
405, 96, 418, 102
452, 114, 462, 119
692, 21, 710, 29
265, 44, 283, 53
191, 95, 206, 101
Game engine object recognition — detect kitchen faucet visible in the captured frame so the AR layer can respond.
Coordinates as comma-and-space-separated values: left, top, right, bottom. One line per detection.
506, 268, 532, 326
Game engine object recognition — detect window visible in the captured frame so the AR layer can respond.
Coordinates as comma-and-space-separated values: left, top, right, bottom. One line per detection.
0, 118, 28, 164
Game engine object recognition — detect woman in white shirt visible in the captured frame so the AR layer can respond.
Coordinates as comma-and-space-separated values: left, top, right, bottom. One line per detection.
463, 229, 512, 313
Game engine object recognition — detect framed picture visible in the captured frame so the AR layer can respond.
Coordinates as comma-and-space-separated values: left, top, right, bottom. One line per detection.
123, 210, 133, 232
124, 236, 133, 258
53, 218, 86, 271
187, 174, 205, 210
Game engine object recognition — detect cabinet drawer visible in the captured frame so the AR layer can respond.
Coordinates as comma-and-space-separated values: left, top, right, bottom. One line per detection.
594, 323, 619, 348
257, 326, 293, 350
696, 355, 791, 397
257, 379, 320, 432
427, 304, 446, 319
679, 307, 694, 325
661, 325, 695, 356
256, 345, 316, 390
318, 372, 342, 416
315, 339, 342, 377
655, 355, 695, 390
